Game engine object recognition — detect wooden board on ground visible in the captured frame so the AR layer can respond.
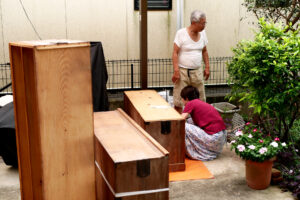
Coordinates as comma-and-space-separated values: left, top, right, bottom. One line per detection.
124, 90, 186, 172
94, 108, 169, 200
9, 40, 96, 200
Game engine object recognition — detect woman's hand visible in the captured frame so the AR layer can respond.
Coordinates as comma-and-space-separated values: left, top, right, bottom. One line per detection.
181, 112, 189, 119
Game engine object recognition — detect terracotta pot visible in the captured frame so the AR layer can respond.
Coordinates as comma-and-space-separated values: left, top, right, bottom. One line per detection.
245, 159, 274, 190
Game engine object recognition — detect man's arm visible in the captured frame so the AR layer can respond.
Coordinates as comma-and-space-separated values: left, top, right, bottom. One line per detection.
172, 43, 180, 83
202, 46, 210, 80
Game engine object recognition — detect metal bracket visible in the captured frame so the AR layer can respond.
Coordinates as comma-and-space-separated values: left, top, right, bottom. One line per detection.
137, 159, 150, 178
161, 121, 171, 135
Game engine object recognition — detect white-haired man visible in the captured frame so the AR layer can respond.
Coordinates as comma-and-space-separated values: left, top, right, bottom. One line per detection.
172, 10, 210, 113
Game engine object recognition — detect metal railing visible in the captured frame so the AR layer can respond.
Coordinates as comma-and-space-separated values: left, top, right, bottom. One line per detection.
0, 57, 232, 95
0, 63, 11, 94
106, 57, 232, 90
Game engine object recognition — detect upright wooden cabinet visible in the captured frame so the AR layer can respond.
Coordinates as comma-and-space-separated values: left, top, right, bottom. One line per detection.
124, 90, 186, 172
94, 109, 169, 200
9, 40, 96, 200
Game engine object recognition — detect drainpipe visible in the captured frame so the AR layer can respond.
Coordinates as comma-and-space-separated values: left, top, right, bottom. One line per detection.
177, 0, 184, 30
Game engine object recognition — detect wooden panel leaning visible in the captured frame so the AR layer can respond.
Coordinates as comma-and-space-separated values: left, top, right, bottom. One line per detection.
9, 40, 96, 200
94, 108, 169, 200
124, 90, 186, 172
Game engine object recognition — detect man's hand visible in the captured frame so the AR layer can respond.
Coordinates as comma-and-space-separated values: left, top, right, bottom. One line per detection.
172, 70, 180, 83
172, 44, 181, 84
204, 67, 210, 80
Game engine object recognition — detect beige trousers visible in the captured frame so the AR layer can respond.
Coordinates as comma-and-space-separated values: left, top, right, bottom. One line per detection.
173, 67, 206, 107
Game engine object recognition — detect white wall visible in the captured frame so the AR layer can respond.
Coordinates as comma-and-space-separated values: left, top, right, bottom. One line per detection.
184, 0, 257, 57
0, 0, 257, 63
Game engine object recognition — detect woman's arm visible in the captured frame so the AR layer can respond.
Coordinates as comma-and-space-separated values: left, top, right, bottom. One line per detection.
181, 112, 189, 119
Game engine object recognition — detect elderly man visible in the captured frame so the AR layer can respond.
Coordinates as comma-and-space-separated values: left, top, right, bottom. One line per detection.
172, 10, 210, 113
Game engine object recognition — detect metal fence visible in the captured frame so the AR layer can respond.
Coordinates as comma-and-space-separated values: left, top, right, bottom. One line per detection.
0, 57, 232, 95
106, 57, 232, 90
0, 63, 11, 94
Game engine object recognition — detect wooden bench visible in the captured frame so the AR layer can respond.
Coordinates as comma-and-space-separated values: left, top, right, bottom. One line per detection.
124, 90, 186, 172
94, 108, 169, 200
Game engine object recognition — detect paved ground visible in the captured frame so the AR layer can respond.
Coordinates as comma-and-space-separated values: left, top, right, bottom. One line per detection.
170, 145, 294, 200
0, 145, 294, 200
0, 159, 20, 200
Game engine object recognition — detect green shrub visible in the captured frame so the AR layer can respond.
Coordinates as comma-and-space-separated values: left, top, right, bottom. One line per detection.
227, 19, 300, 142
290, 119, 300, 149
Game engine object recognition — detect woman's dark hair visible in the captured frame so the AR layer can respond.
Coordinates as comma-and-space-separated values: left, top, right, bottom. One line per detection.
180, 85, 199, 101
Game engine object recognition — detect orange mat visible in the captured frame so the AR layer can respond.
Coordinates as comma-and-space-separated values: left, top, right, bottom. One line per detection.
169, 159, 214, 182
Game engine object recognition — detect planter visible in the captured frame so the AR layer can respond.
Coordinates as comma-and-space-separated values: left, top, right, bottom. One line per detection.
211, 102, 241, 141
245, 158, 275, 190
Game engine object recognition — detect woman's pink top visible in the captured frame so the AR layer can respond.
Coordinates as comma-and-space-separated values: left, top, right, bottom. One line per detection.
183, 99, 226, 135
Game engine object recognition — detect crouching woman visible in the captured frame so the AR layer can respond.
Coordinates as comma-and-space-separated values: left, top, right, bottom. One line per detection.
180, 86, 227, 161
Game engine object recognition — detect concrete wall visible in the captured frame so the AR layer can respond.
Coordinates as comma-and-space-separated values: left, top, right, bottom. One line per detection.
0, 0, 257, 63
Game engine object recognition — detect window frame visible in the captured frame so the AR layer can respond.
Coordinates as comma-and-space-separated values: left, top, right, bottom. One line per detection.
134, 0, 172, 11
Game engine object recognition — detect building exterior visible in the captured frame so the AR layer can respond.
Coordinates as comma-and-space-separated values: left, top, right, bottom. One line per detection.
0, 0, 257, 63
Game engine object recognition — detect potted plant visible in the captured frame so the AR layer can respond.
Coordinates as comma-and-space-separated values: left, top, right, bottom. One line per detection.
231, 122, 288, 189
226, 16, 299, 196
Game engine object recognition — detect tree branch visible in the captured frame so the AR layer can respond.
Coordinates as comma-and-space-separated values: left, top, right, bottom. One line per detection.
286, 0, 297, 21
275, 9, 285, 22
291, 10, 300, 26
258, 115, 269, 134
281, 114, 289, 141
289, 101, 299, 129
253, 9, 260, 20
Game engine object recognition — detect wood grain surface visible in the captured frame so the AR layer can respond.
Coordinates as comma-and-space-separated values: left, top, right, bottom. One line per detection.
94, 110, 166, 162
94, 109, 169, 199
124, 90, 186, 172
96, 168, 169, 200
124, 90, 184, 122
9, 41, 95, 200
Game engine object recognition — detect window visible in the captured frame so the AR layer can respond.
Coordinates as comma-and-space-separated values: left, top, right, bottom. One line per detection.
134, 0, 172, 11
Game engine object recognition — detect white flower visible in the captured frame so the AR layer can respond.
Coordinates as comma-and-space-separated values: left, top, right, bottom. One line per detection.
281, 142, 287, 147
235, 130, 243, 137
237, 145, 245, 152
230, 140, 236, 144
270, 142, 278, 148
259, 147, 268, 154
248, 134, 253, 138
248, 145, 255, 150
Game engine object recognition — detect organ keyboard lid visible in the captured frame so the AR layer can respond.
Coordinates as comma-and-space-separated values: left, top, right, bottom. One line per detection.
94, 109, 168, 163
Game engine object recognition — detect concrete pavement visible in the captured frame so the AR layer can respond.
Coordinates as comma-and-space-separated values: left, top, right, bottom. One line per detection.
0, 145, 294, 200
170, 145, 294, 200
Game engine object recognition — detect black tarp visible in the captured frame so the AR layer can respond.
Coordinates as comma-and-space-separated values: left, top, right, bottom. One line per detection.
0, 102, 18, 167
90, 42, 109, 111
